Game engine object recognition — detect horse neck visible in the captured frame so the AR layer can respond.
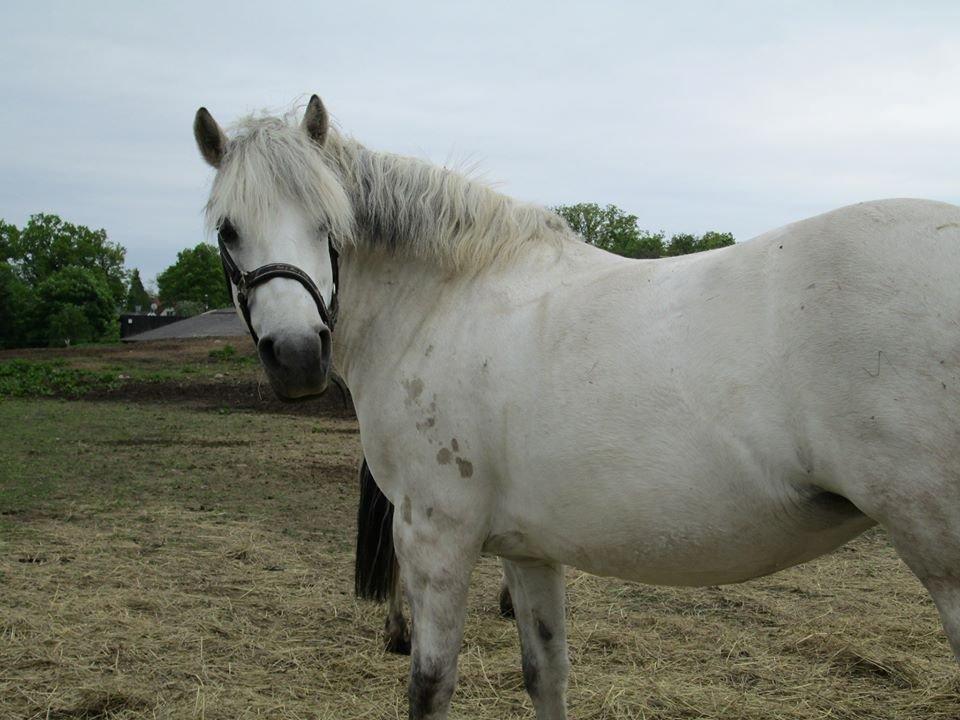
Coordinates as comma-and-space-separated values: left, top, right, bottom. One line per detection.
325, 139, 576, 390
331, 246, 449, 391
330, 239, 599, 403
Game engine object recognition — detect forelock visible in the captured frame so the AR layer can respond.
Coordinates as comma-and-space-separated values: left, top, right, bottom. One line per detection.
204, 114, 354, 244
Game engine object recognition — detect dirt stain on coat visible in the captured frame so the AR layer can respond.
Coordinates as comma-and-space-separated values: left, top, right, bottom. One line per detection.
402, 378, 424, 405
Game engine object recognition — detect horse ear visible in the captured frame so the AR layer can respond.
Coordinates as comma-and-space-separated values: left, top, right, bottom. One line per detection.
302, 94, 329, 147
194, 107, 228, 168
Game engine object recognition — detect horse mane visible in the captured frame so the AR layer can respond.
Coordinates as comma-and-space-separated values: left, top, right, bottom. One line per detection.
207, 111, 576, 271
326, 134, 575, 270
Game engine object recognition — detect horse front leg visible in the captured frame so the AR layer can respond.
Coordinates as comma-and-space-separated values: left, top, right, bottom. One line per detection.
396, 507, 480, 719
502, 559, 569, 720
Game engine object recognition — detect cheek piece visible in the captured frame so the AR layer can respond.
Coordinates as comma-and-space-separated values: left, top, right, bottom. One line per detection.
217, 229, 340, 346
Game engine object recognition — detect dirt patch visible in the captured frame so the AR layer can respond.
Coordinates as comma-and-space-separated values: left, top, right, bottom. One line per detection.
83, 377, 354, 416
0, 337, 256, 365
1, 337, 356, 417
97, 438, 253, 447
45, 689, 152, 719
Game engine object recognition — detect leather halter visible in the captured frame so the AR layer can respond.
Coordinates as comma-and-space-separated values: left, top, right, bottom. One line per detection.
217, 227, 339, 345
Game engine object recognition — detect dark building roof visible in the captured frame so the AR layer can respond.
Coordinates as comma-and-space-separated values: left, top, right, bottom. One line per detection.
123, 308, 247, 342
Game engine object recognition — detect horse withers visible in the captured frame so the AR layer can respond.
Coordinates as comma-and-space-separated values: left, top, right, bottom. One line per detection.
194, 95, 960, 720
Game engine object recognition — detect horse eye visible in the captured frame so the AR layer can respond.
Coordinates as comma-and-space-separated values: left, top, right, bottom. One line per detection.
218, 219, 239, 245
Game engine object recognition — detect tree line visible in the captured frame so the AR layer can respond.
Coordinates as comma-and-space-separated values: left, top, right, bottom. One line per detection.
553, 203, 734, 259
0, 214, 229, 348
0, 205, 735, 348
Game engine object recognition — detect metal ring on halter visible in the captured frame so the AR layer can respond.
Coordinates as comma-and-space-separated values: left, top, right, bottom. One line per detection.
217, 229, 339, 346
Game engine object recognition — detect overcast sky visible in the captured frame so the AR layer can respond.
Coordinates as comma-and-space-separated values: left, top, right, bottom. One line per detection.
2, 1, 959, 283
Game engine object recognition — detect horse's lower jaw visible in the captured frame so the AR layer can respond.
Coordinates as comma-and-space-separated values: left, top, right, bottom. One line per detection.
265, 373, 329, 402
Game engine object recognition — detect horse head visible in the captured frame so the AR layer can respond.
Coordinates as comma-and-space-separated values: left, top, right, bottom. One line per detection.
193, 95, 351, 400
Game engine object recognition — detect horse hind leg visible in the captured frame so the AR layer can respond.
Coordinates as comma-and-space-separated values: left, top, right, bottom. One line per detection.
498, 566, 515, 619
886, 525, 960, 662
502, 559, 569, 720
384, 556, 411, 655
353, 458, 411, 653
923, 578, 960, 662
851, 466, 960, 662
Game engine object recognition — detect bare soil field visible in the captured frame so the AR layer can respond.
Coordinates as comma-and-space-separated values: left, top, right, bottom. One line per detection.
0, 338, 351, 415
1, 340, 959, 719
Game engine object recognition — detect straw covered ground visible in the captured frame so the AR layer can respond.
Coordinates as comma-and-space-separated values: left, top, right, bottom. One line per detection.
1, 341, 959, 719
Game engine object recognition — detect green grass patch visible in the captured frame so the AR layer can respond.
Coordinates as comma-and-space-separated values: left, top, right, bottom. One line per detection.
0, 359, 121, 398
208, 344, 237, 361
0, 352, 258, 399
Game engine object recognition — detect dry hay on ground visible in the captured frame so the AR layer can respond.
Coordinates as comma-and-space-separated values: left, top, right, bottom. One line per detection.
3, 513, 959, 719
1, 389, 959, 718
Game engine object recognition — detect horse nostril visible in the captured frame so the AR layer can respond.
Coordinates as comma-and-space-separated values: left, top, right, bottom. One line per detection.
319, 326, 331, 359
258, 336, 278, 369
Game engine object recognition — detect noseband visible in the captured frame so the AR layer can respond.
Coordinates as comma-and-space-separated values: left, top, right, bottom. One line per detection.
217, 229, 339, 345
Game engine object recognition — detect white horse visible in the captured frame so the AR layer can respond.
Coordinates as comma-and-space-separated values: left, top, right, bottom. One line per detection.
194, 95, 960, 719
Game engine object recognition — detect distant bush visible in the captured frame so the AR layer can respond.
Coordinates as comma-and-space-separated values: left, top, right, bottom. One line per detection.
0, 359, 120, 398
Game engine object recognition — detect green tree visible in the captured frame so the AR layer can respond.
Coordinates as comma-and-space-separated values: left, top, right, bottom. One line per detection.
174, 300, 206, 318
125, 268, 151, 312
3, 214, 127, 305
46, 305, 93, 347
36, 267, 117, 346
553, 203, 665, 259
664, 230, 736, 256
0, 220, 19, 263
664, 233, 698, 256
156, 242, 230, 310
633, 230, 666, 259
699, 231, 736, 251
0, 261, 38, 348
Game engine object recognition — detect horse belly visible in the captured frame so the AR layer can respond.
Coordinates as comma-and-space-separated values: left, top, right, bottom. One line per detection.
488, 478, 875, 587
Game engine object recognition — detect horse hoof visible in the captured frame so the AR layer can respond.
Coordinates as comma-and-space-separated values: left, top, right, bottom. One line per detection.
385, 635, 411, 655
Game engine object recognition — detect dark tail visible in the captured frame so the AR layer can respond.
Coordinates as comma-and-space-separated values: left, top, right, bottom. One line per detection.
354, 457, 397, 602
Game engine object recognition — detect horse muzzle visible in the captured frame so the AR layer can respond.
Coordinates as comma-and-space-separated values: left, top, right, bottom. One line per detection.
257, 327, 332, 400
